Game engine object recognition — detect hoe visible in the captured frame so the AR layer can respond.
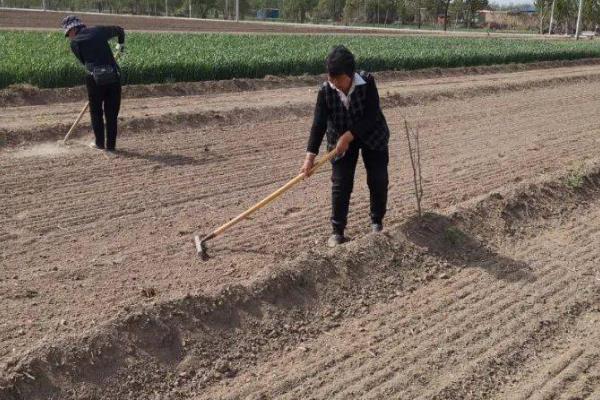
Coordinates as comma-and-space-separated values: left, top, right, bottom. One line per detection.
195, 148, 337, 260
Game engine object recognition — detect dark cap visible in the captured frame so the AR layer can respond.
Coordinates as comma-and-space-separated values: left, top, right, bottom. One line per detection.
61, 15, 84, 36
325, 45, 356, 77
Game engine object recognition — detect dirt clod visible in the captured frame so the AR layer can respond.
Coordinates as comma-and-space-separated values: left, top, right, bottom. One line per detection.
141, 287, 157, 298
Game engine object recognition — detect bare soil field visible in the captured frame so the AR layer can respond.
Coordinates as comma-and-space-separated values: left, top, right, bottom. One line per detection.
193, 175, 600, 400
1, 64, 600, 398
0, 8, 372, 34
0, 8, 555, 39
5, 62, 600, 145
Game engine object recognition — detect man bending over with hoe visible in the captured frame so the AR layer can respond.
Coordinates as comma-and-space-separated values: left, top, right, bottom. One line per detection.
301, 45, 391, 247
62, 16, 125, 152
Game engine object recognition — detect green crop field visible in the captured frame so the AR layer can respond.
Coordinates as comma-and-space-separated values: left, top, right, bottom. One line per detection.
2, 30, 600, 89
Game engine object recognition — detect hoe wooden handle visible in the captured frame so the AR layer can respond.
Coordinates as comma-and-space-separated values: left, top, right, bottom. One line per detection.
63, 102, 90, 144
209, 148, 337, 239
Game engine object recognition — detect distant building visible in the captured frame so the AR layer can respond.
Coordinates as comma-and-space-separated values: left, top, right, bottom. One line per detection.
437, 15, 449, 26
256, 8, 280, 19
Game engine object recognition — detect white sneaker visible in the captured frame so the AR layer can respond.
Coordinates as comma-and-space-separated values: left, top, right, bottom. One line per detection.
104, 149, 118, 158
89, 142, 104, 150
327, 234, 346, 248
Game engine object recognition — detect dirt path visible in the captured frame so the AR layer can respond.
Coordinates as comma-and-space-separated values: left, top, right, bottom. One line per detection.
0, 8, 556, 39
4, 63, 600, 144
2, 65, 600, 396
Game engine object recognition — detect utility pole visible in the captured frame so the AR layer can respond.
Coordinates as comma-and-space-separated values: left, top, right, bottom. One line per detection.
575, 0, 583, 39
165, 0, 168, 16
548, 0, 556, 34
332, 0, 335, 21
235, 0, 239, 21
42, 0, 47, 10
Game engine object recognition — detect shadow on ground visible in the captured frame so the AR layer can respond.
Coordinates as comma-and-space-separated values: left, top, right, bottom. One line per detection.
117, 148, 225, 167
401, 212, 535, 283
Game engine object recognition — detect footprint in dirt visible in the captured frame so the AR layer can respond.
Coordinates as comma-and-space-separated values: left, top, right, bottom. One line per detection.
284, 207, 302, 217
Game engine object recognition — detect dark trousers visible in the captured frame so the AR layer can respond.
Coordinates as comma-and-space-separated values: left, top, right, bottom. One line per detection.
331, 140, 389, 235
85, 75, 121, 150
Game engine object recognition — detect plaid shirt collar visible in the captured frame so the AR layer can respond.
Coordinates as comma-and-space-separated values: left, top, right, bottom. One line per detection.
328, 73, 367, 109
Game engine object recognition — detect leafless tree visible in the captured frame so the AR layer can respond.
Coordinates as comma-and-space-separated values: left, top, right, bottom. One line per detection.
404, 119, 424, 218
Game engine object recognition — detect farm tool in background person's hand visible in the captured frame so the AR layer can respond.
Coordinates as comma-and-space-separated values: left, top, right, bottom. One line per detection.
194, 148, 337, 260
62, 48, 124, 145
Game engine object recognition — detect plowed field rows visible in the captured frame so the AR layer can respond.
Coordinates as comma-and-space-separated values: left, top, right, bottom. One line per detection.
1, 64, 600, 399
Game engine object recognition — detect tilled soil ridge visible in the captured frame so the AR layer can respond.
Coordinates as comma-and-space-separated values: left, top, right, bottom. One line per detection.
2, 163, 600, 399
3, 71, 600, 380
4, 62, 600, 147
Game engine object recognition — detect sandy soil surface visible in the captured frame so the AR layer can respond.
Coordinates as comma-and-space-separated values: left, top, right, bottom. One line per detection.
4, 63, 600, 145
1, 64, 600, 398
196, 195, 600, 400
0, 8, 559, 39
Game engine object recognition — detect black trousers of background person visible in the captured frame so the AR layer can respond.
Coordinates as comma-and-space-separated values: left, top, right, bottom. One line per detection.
85, 75, 121, 150
330, 139, 389, 235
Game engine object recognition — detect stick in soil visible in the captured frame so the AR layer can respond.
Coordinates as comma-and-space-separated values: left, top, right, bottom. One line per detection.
404, 119, 424, 218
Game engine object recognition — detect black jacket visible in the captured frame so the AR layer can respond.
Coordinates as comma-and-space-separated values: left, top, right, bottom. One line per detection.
307, 72, 390, 155
70, 26, 125, 73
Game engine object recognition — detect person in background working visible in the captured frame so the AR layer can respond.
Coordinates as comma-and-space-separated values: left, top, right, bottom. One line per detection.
62, 16, 125, 153
301, 45, 390, 248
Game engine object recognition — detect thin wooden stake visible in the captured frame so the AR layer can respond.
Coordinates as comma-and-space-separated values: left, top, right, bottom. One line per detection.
404, 119, 424, 218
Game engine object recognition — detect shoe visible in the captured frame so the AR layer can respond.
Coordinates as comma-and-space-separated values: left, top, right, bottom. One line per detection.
327, 234, 346, 248
372, 223, 383, 233
89, 142, 104, 150
104, 149, 118, 158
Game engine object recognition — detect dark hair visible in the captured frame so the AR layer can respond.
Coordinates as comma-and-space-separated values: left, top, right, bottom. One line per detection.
325, 45, 355, 78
